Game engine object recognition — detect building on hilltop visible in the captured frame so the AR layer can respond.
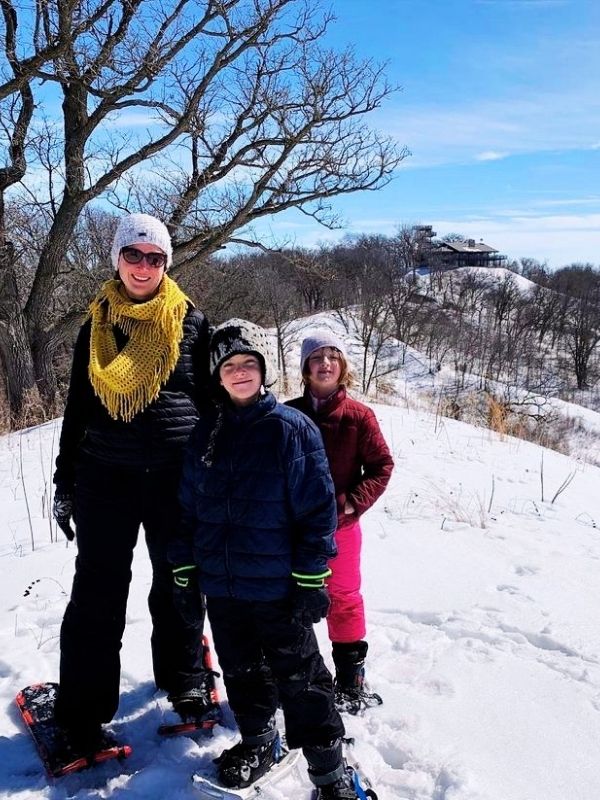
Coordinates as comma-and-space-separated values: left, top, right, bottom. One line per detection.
435, 238, 506, 269
411, 226, 506, 271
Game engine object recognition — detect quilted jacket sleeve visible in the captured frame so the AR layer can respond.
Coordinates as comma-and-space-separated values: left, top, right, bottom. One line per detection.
53, 321, 95, 492
169, 425, 201, 566
190, 310, 212, 414
347, 407, 394, 517
286, 415, 338, 576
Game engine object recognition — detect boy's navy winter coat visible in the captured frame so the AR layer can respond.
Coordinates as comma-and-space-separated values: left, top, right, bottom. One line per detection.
173, 392, 338, 601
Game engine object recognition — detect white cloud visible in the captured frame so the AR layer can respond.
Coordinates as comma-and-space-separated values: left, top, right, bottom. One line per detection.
103, 111, 165, 130
380, 88, 600, 168
532, 197, 600, 208
475, 151, 509, 162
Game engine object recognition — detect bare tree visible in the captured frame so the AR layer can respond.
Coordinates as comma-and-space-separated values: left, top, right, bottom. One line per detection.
486, 274, 520, 332
528, 284, 566, 346
546, 265, 600, 390
336, 298, 396, 395
178, 253, 259, 324
288, 247, 334, 313
0, 0, 407, 421
563, 294, 600, 390
243, 255, 298, 385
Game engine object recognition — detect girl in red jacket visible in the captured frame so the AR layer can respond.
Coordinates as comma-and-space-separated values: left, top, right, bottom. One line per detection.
287, 330, 394, 714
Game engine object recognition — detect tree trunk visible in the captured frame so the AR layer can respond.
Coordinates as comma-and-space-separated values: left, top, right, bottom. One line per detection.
32, 329, 59, 408
0, 242, 40, 419
22, 199, 85, 411
24, 199, 83, 327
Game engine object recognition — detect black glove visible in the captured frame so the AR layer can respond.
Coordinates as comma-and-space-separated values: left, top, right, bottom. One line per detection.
291, 570, 331, 627
293, 586, 330, 627
53, 491, 75, 541
172, 565, 204, 627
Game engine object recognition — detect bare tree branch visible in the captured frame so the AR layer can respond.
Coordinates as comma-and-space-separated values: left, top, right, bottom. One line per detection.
0, 0, 406, 418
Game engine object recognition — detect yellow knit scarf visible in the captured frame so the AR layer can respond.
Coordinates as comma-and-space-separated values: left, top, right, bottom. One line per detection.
88, 275, 191, 422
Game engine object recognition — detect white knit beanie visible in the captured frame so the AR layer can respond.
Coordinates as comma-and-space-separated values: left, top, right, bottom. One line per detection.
111, 213, 173, 270
300, 330, 347, 370
210, 318, 277, 387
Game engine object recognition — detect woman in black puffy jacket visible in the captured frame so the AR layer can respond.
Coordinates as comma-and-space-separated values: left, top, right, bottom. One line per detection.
52, 213, 213, 751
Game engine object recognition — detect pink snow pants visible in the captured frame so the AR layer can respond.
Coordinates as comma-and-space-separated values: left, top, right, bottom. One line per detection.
326, 519, 366, 643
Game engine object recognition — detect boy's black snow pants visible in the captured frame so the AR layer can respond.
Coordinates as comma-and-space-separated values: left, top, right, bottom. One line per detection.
56, 457, 205, 727
206, 596, 345, 750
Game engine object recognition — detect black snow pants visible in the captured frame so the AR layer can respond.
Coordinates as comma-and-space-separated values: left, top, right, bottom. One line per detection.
206, 596, 345, 750
56, 457, 205, 726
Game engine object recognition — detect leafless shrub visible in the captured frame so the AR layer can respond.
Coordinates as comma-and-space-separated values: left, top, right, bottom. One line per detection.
13, 388, 49, 432
424, 480, 489, 530
551, 470, 577, 504
374, 378, 398, 399
18, 432, 35, 552
0, 376, 10, 434
575, 512, 597, 529
487, 395, 509, 435
431, 387, 582, 458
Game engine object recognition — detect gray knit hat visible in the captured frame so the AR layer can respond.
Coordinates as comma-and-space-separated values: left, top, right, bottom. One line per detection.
111, 213, 173, 270
300, 330, 347, 370
210, 318, 277, 387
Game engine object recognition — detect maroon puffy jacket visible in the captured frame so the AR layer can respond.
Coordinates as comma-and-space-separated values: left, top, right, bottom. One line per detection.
286, 387, 394, 528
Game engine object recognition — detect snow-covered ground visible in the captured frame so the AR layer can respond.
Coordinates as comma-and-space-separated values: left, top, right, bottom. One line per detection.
416, 266, 540, 297
1, 399, 600, 799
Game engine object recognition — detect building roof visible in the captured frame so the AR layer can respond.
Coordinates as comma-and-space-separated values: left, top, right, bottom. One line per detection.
437, 239, 498, 254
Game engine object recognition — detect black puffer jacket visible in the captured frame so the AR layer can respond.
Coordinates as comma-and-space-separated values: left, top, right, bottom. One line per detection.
54, 305, 210, 491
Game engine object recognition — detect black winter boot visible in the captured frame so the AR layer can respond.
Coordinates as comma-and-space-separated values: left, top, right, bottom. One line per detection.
305, 736, 343, 780
332, 641, 382, 715
168, 669, 219, 721
58, 720, 105, 755
310, 761, 362, 799
54, 700, 105, 755
215, 725, 280, 788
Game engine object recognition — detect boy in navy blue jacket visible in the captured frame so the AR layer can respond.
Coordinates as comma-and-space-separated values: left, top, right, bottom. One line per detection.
170, 319, 362, 800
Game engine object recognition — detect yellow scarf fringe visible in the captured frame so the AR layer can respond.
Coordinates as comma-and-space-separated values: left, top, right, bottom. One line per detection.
88, 275, 191, 422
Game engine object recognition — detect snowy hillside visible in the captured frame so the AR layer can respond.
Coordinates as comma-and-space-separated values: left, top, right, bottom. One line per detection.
415, 266, 540, 297
282, 310, 600, 467
1, 403, 600, 800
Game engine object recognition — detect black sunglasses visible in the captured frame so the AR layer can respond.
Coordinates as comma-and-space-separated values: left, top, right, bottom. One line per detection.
120, 247, 167, 269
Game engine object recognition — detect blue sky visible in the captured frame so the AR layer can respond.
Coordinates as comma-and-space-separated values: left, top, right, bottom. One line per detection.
263, 0, 600, 268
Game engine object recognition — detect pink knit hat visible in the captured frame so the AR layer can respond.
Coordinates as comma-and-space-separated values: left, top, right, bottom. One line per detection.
300, 330, 347, 370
